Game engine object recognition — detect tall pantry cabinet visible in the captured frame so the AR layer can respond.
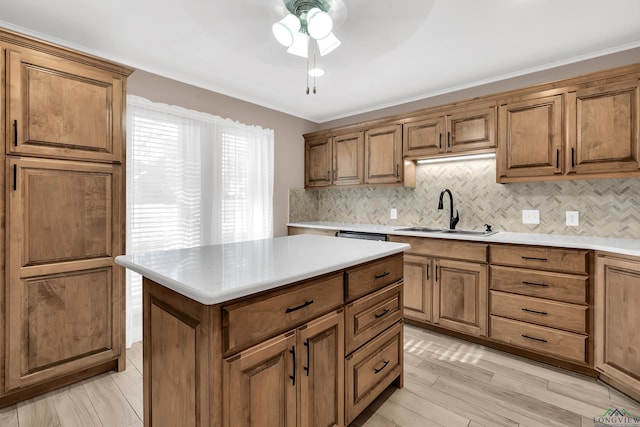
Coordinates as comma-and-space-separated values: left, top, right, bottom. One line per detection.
0, 29, 132, 403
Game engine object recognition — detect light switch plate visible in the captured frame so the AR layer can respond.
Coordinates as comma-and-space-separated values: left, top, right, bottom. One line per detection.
390, 208, 398, 220
566, 211, 579, 226
522, 210, 540, 224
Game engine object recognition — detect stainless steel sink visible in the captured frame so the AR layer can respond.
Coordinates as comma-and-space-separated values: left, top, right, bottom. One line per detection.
395, 227, 496, 236
439, 229, 497, 236
394, 227, 444, 233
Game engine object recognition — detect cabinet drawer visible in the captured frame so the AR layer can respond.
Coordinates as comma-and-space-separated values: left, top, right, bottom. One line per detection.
490, 315, 586, 363
490, 265, 588, 304
345, 282, 403, 354
345, 321, 403, 424
346, 255, 403, 302
490, 245, 588, 274
490, 291, 587, 334
389, 235, 488, 263
222, 273, 343, 355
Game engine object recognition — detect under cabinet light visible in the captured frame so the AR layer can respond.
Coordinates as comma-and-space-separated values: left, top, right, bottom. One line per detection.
416, 153, 496, 165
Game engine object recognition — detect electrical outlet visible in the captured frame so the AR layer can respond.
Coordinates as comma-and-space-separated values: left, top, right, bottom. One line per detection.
390, 208, 398, 220
522, 209, 540, 225
566, 211, 579, 226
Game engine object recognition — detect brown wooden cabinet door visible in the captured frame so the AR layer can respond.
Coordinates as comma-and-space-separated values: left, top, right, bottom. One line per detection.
434, 259, 487, 336
567, 80, 640, 175
403, 115, 445, 157
298, 309, 344, 427
5, 157, 122, 390
333, 131, 364, 186
447, 104, 496, 154
497, 94, 563, 181
595, 256, 640, 397
403, 254, 433, 323
365, 124, 402, 184
6, 47, 124, 163
223, 331, 297, 427
305, 135, 332, 188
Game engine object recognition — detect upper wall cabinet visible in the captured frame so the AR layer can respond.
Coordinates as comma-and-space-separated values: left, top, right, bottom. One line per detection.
304, 123, 415, 188
333, 131, 364, 186
498, 77, 640, 183
305, 135, 332, 188
6, 46, 126, 163
305, 62, 640, 187
403, 102, 496, 159
497, 93, 564, 181
365, 124, 402, 185
566, 80, 640, 175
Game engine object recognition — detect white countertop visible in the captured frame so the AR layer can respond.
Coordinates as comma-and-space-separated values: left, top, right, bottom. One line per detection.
288, 221, 640, 257
115, 234, 410, 305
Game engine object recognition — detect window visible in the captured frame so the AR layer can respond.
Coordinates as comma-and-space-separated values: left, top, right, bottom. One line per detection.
125, 95, 274, 346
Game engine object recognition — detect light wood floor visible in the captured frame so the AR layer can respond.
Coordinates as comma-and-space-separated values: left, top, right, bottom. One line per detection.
1, 325, 638, 426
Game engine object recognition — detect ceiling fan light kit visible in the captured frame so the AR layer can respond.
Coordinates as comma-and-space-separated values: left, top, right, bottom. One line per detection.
272, 0, 341, 94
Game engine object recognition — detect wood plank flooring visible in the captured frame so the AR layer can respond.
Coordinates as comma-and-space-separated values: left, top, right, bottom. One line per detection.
1, 325, 638, 426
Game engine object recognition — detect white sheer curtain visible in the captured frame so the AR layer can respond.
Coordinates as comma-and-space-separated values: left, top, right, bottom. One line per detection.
125, 95, 274, 346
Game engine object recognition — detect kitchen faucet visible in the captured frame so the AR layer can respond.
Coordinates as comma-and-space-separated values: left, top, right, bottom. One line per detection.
438, 189, 459, 230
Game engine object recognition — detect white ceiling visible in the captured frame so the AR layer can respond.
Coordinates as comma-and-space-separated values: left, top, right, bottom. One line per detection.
0, 0, 639, 123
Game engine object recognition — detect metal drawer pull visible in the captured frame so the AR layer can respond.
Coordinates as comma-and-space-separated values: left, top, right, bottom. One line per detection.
374, 308, 390, 319
290, 346, 296, 385
303, 339, 310, 376
375, 271, 390, 280
522, 334, 547, 343
13, 120, 18, 146
374, 360, 390, 374
522, 308, 548, 316
522, 256, 548, 262
522, 281, 549, 288
285, 300, 314, 313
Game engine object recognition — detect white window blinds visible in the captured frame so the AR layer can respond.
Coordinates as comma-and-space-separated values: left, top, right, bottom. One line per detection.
125, 95, 274, 346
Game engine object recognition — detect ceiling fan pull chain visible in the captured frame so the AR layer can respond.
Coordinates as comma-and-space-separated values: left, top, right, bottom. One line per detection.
313, 41, 317, 94
306, 49, 310, 95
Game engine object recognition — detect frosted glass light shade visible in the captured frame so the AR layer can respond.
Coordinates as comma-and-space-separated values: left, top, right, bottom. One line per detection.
317, 32, 340, 56
272, 14, 301, 47
287, 32, 309, 57
308, 68, 325, 77
307, 7, 333, 40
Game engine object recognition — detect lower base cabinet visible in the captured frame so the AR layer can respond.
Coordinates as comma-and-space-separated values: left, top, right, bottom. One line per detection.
402, 254, 433, 323
595, 254, 640, 402
345, 321, 403, 425
434, 258, 488, 337
143, 253, 405, 427
223, 309, 344, 427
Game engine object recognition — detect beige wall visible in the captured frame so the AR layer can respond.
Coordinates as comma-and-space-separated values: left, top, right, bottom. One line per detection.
127, 70, 318, 237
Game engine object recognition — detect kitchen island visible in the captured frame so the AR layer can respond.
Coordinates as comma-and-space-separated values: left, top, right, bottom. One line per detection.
116, 234, 410, 427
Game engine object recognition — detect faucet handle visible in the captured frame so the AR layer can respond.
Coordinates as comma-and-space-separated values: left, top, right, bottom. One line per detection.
484, 223, 493, 232
451, 210, 460, 230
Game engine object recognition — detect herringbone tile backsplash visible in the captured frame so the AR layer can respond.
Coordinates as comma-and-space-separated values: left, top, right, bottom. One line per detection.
289, 159, 640, 239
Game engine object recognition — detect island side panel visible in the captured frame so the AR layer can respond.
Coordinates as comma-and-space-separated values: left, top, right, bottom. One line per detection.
143, 277, 222, 427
